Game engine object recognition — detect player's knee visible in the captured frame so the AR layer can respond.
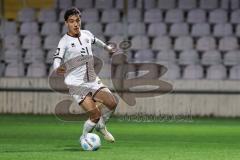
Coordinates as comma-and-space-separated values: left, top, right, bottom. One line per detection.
108, 97, 118, 110
89, 109, 101, 123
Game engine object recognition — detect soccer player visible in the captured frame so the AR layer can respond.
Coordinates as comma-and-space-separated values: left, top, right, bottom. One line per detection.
53, 7, 117, 142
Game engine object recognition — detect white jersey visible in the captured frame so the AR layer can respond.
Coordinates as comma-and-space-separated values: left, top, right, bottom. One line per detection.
54, 30, 98, 86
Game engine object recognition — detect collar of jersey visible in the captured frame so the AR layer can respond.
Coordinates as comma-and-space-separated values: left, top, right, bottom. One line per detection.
67, 32, 81, 38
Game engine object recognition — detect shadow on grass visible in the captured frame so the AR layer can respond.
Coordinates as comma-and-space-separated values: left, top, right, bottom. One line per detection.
64, 145, 111, 152
0, 145, 110, 153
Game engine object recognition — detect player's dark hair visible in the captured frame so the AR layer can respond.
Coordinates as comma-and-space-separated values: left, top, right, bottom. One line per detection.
64, 7, 81, 21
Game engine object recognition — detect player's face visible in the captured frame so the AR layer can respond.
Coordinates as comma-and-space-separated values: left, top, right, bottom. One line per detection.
65, 15, 81, 36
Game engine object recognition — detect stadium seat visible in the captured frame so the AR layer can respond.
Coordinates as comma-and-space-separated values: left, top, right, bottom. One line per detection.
224, 51, 240, 65
144, 9, 162, 23
174, 36, 193, 51
2, 21, 17, 36
156, 50, 176, 64
17, 8, 36, 22
133, 49, 154, 63
20, 22, 39, 36
213, 24, 233, 37
84, 23, 103, 36
235, 24, 240, 37
128, 23, 146, 36
231, 0, 240, 9
81, 9, 99, 23
219, 37, 238, 51
137, 64, 159, 79
57, 0, 72, 10
61, 25, 68, 35
179, 50, 199, 65
229, 65, 240, 80
231, 9, 240, 24
3, 49, 23, 63
209, 9, 228, 24
200, 0, 218, 10
196, 37, 216, 51
220, 0, 229, 9
201, 50, 222, 65
3, 35, 21, 49
38, 9, 57, 23
22, 35, 41, 50
98, 64, 112, 79
101, 9, 120, 23
136, 0, 156, 9
152, 36, 172, 51
161, 63, 181, 80
178, 0, 197, 10
26, 62, 47, 77
95, 0, 113, 9
169, 23, 189, 36
131, 36, 149, 50
74, 0, 93, 9
165, 9, 184, 23
41, 22, 60, 36
0, 63, 5, 76
206, 64, 227, 80
46, 49, 55, 64
58, 10, 66, 23
24, 49, 45, 63
116, 0, 135, 9
127, 9, 142, 23
105, 23, 124, 36
221, 0, 239, 9
187, 9, 206, 23
183, 64, 204, 79
109, 35, 125, 44
191, 23, 210, 37
4, 62, 25, 77
157, 0, 176, 9
43, 35, 61, 50
148, 23, 167, 37
230, 0, 240, 9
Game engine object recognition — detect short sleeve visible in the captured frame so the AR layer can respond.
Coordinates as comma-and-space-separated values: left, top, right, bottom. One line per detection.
53, 38, 66, 60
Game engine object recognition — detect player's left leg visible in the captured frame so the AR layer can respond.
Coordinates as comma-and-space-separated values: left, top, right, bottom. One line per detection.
93, 88, 118, 142
80, 95, 101, 140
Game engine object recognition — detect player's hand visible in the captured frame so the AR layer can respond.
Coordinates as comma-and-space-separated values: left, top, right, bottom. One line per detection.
56, 66, 66, 76
105, 43, 117, 56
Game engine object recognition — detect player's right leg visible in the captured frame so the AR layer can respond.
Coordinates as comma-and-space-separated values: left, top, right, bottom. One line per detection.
80, 95, 101, 140
93, 88, 118, 142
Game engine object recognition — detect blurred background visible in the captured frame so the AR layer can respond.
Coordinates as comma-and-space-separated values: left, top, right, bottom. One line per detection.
0, 0, 240, 117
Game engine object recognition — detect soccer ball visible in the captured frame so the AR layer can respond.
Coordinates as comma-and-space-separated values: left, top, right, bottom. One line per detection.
80, 133, 101, 151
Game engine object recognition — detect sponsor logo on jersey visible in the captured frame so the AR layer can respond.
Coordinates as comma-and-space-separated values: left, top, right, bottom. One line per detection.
71, 43, 75, 47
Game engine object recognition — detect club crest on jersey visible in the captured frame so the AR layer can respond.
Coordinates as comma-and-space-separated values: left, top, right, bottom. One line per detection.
71, 43, 75, 47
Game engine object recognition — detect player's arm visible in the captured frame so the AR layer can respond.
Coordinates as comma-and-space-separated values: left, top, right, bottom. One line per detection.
94, 38, 110, 50
89, 31, 115, 54
53, 39, 66, 75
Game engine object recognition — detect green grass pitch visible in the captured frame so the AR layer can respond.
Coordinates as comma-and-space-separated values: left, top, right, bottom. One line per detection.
0, 115, 240, 160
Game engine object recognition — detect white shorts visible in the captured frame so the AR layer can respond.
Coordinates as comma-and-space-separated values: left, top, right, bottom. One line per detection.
67, 78, 107, 104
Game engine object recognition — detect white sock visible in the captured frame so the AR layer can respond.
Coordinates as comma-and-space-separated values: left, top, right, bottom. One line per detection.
97, 107, 114, 129
82, 119, 96, 136
102, 107, 114, 123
